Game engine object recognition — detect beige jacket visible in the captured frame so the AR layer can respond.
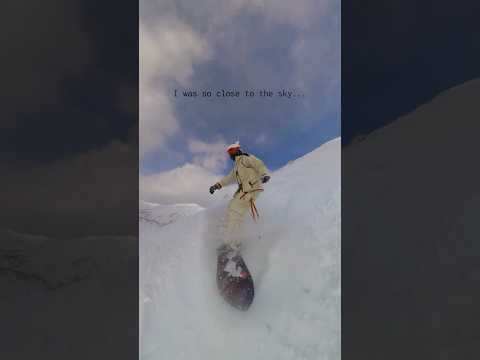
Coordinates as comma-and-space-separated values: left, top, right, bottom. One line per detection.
218, 154, 269, 194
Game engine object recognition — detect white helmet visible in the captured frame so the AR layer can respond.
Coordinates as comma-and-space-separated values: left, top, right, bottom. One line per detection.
226, 141, 241, 154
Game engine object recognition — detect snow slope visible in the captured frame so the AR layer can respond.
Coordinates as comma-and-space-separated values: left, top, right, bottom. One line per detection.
1, 229, 137, 359
342, 78, 480, 358
140, 138, 340, 360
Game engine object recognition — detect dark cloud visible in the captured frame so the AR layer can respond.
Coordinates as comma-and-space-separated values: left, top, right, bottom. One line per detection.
1, 0, 137, 166
343, 0, 480, 143
1, 1, 93, 118
1, 141, 137, 237
1, 0, 138, 236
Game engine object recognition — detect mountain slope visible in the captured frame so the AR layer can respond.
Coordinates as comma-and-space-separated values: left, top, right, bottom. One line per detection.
1, 230, 137, 359
140, 137, 340, 360
343, 79, 480, 358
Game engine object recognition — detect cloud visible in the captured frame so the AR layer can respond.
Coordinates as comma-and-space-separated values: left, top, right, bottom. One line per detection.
139, 0, 339, 158
2, 0, 93, 122
140, 138, 230, 205
140, 163, 222, 206
140, 19, 211, 156
250, 0, 326, 28
139, 0, 340, 205
289, 2, 340, 99
255, 133, 269, 145
188, 138, 228, 173
1, 141, 137, 236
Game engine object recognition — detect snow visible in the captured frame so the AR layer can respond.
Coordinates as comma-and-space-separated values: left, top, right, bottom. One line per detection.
342, 78, 480, 357
224, 255, 244, 277
140, 137, 340, 360
1, 230, 137, 359
139, 201, 205, 227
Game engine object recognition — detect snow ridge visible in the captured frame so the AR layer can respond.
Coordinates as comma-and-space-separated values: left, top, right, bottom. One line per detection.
140, 138, 340, 360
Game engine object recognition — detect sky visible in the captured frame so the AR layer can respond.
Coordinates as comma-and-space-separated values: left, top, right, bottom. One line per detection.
342, 0, 480, 144
1, 0, 138, 236
139, 0, 341, 206
3, 0, 478, 234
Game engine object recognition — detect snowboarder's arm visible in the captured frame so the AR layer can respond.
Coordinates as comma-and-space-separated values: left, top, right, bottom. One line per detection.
218, 169, 236, 188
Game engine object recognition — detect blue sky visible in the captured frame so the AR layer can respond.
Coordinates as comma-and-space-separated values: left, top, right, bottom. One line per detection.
140, 0, 340, 205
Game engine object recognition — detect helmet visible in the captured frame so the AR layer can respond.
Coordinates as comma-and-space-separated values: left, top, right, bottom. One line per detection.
226, 141, 241, 155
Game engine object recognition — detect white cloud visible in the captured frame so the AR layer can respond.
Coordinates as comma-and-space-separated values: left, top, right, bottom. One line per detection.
140, 138, 230, 206
140, 19, 211, 85
255, 133, 269, 145
140, 163, 222, 206
140, 88, 178, 156
188, 138, 228, 173
140, 19, 211, 156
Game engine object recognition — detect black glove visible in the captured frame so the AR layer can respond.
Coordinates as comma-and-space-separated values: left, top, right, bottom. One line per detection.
261, 175, 270, 184
209, 183, 221, 194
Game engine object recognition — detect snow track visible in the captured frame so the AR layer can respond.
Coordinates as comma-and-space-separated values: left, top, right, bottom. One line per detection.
140, 138, 340, 360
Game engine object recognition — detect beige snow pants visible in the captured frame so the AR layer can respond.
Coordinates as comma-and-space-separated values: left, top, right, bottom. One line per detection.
224, 190, 262, 249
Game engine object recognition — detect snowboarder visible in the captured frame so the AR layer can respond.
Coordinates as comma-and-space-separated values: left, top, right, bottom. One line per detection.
209, 141, 270, 251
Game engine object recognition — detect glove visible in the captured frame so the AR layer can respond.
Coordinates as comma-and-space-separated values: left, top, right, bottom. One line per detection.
209, 183, 221, 194
261, 175, 270, 184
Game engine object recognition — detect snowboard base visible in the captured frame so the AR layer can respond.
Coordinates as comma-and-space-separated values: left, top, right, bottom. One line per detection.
216, 245, 254, 311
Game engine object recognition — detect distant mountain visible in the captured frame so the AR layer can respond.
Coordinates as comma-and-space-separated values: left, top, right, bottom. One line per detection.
139, 201, 205, 227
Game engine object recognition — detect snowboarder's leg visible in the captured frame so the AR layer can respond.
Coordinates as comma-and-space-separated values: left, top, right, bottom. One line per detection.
223, 192, 261, 249
224, 200, 247, 249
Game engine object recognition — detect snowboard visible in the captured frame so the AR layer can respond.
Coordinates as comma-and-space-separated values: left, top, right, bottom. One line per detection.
216, 245, 254, 311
